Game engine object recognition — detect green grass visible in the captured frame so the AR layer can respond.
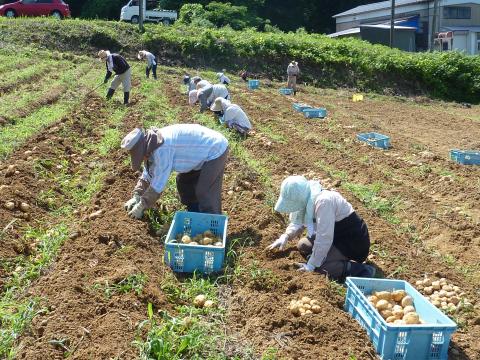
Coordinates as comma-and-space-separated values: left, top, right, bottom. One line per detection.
93, 273, 148, 299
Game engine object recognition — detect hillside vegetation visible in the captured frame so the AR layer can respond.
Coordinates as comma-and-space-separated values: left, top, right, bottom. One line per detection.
1, 18, 479, 103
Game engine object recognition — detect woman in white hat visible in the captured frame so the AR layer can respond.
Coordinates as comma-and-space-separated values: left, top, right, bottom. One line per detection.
267, 176, 374, 281
137, 50, 157, 80
286, 60, 300, 95
210, 97, 251, 136
216, 71, 230, 85
121, 124, 229, 218
98, 50, 131, 105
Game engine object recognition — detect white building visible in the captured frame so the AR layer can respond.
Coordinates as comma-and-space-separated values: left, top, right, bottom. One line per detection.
331, 0, 480, 54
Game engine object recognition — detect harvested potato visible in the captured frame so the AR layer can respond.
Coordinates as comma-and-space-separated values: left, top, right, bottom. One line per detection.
204, 300, 214, 308
190, 241, 198, 245
432, 281, 441, 290
393, 309, 404, 319
401, 296, 413, 307
375, 299, 389, 311
202, 237, 213, 245
432, 300, 441, 307
368, 295, 379, 305
403, 312, 420, 324
181, 235, 192, 244
193, 295, 206, 307
403, 305, 415, 314
301, 296, 312, 304
19, 202, 30, 212
290, 303, 301, 316
439, 278, 447, 286
303, 304, 311, 310
423, 286, 433, 295
422, 278, 432, 287
304, 310, 313, 315
380, 310, 393, 319
442, 285, 453, 292
386, 316, 397, 323
214, 242, 223, 247
391, 290, 406, 302
450, 296, 460, 305
4, 201, 15, 210
415, 280, 423, 286
374, 291, 391, 301
394, 319, 406, 325
310, 299, 318, 306
203, 230, 214, 238
311, 305, 321, 314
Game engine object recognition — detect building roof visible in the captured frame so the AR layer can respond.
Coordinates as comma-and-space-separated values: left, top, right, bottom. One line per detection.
327, 28, 361, 38
442, 25, 480, 32
334, 0, 428, 18
328, 24, 416, 38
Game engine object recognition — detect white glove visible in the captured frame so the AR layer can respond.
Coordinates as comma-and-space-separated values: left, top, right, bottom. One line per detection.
128, 201, 145, 219
296, 262, 315, 272
266, 234, 289, 251
124, 194, 141, 211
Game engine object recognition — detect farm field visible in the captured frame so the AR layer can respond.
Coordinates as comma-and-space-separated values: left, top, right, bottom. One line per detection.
0, 47, 479, 360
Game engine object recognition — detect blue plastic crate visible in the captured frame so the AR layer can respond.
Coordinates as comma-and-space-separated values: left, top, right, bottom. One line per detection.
357, 132, 391, 149
303, 108, 327, 118
450, 149, 480, 165
279, 88, 293, 95
292, 103, 312, 112
164, 211, 228, 274
345, 277, 457, 360
248, 79, 259, 90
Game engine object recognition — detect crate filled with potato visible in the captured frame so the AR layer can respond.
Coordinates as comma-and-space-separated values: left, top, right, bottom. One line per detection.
164, 211, 228, 274
345, 277, 457, 360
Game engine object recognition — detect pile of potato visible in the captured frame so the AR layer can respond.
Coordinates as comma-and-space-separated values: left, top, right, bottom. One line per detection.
368, 290, 425, 325
415, 277, 471, 313
175, 230, 223, 247
289, 296, 321, 316
193, 294, 215, 309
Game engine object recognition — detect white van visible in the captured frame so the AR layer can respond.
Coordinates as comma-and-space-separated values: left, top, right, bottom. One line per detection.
120, 0, 177, 25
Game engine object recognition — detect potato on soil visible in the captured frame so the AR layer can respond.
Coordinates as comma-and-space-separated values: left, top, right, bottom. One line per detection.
193, 294, 206, 307
4, 201, 15, 210
204, 300, 214, 308
290, 303, 301, 316
311, 305, 321, 314
301, 296, 312, 304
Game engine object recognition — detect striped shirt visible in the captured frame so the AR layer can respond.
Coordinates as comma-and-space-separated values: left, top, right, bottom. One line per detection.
141, 124, 228, 193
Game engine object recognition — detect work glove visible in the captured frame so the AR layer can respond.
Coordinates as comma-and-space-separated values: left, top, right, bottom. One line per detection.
124, 194, 141, 211
266, 234, 289, 251
295, 262, 315, 272
128, 201, 145, 219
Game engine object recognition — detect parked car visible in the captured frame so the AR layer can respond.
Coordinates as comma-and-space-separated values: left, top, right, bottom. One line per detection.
0, 0, 70, 19
120, 0, 177, 25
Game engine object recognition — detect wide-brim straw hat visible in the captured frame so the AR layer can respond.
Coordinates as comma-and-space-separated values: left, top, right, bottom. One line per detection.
210, 97, 223, 112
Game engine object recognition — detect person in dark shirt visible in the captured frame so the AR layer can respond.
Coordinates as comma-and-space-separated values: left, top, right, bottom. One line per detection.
98, 50, 131, 105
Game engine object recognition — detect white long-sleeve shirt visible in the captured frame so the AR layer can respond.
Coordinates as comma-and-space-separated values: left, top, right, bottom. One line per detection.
207, 84, 230, 104
140, 124, 228, 193
218, 99, 251, 131
217, 73, 231, 85
285, 190, 354, 268
196, 80, 211, 89
144, 51, 156, 67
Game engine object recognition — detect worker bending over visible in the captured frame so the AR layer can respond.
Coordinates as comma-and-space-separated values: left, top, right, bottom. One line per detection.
98, 50, 131, 105
189, 83, 230, 112
183, 75, 199, 94
287, 60, 300, 95
216, 71, 231, 85
268, 176, 375, 281
122, 124, 229, 218
210, 97, 252, 136
137, 50, 157, 80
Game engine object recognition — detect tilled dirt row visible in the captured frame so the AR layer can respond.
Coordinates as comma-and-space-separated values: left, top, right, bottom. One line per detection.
162, 74, 479, 359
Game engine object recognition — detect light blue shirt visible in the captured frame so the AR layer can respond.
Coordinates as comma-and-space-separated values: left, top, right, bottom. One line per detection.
141, 124, 228, 193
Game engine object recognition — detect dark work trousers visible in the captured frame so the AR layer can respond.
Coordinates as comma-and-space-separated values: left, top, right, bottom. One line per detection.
146, 64, 157, 79
298, 212, 370, 281
176, 148, 229, 214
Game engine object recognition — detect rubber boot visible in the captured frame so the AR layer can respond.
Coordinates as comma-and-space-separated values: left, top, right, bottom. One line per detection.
106, 88, 115, 100
124, 92, 130, 105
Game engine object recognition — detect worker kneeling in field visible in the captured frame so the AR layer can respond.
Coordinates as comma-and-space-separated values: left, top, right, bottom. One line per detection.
216, 71, 231, 85
98, 50, 131, 105
210, 97, 251, 136
267, 176, 375, 281
137, 50, 157, 80
121, 124, 229, 219
189, 83, 230, 112
287, 60, 300, 95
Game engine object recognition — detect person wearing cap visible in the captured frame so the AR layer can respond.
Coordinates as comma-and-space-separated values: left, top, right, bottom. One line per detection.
183, 75, 198, 94
267, 176, 374, 281
98, 50, 131, 105
121, 124, 229, 218
216, 71, 231, 85
137, 50, 157, 80
287, 61, 300, 95
210, 97, 251, 136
